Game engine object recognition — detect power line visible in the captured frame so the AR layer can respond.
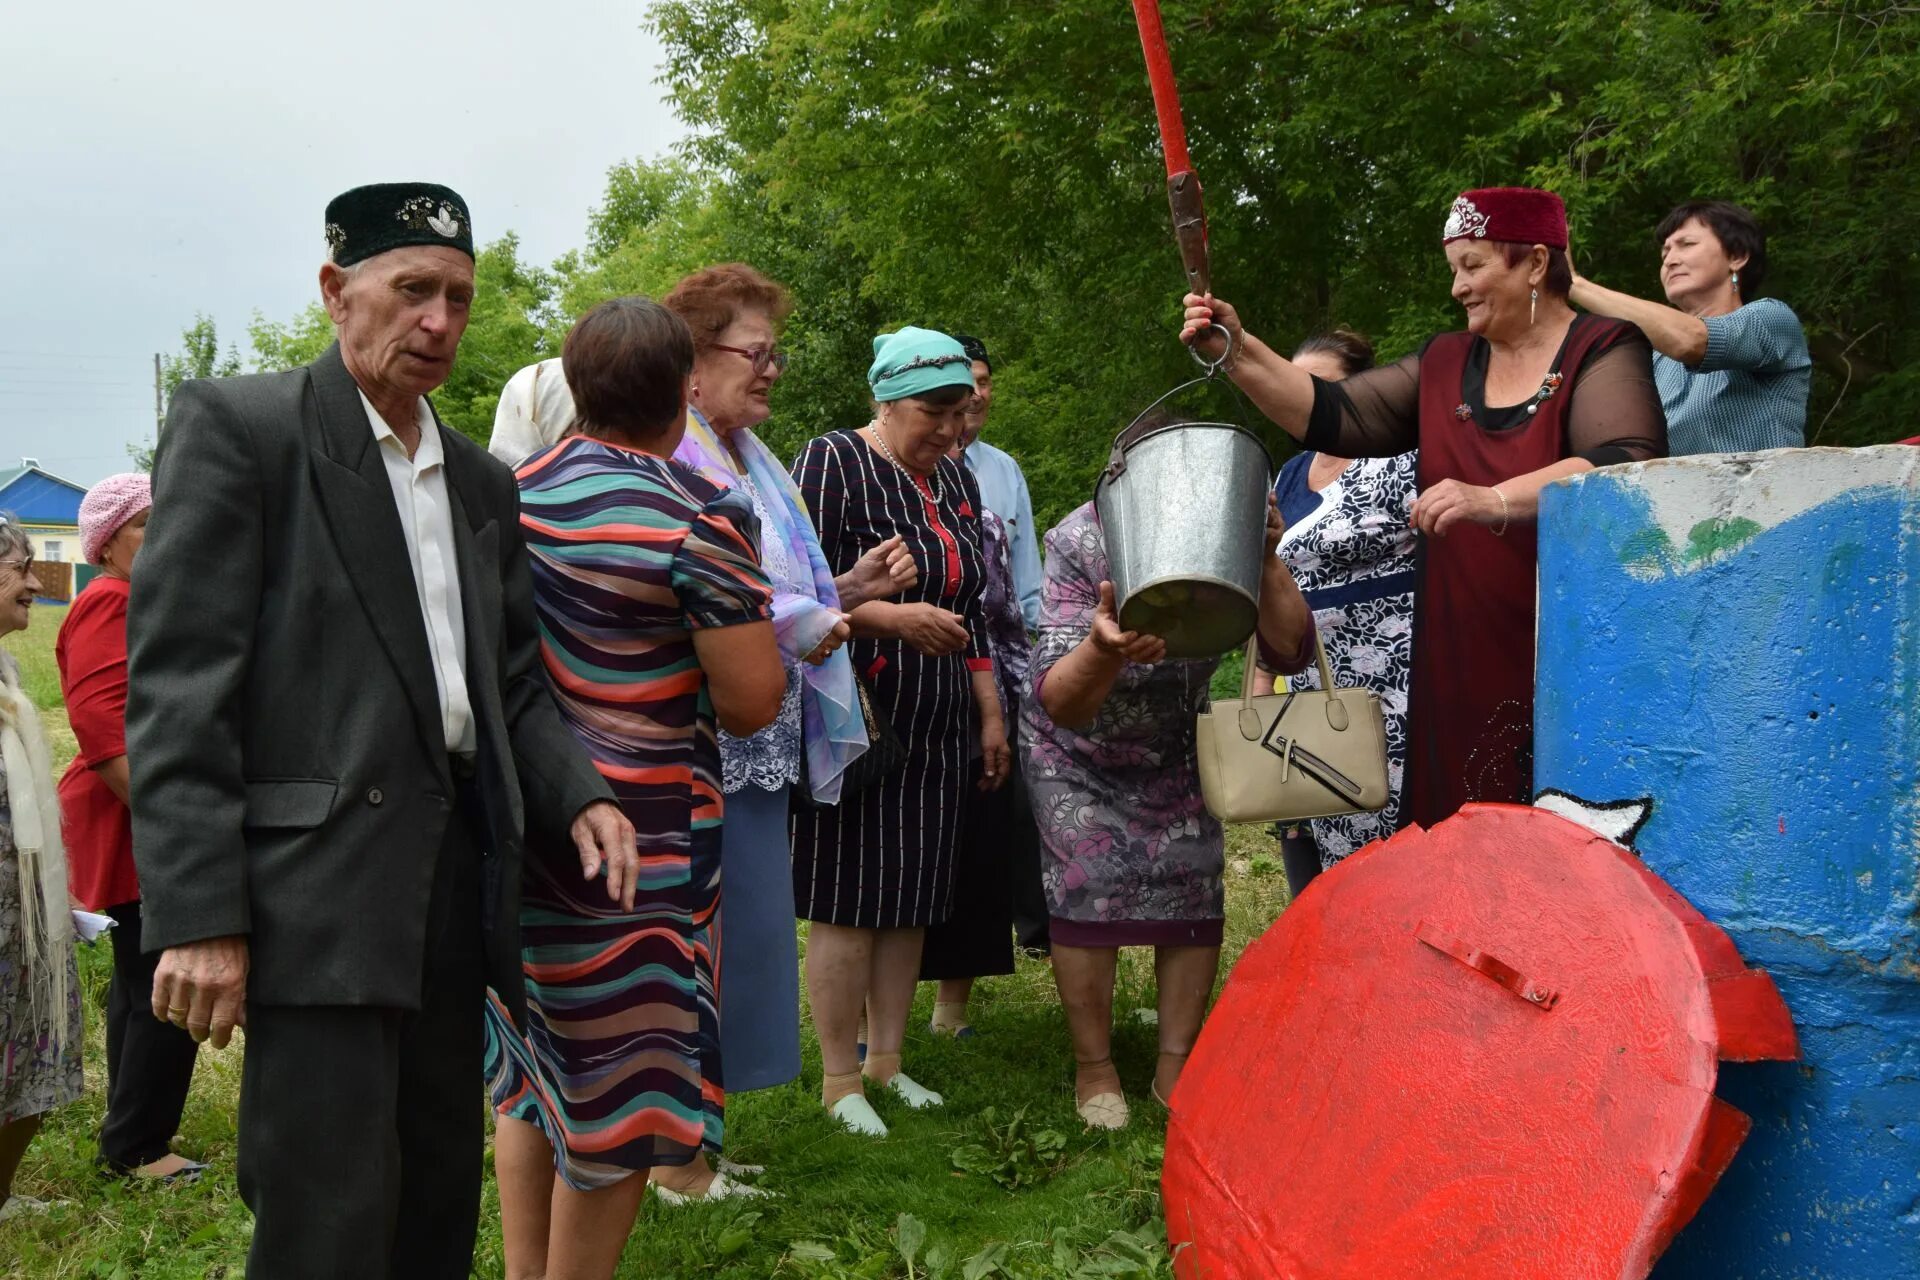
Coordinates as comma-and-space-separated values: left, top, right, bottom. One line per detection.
0, 378, 148, 388
0, 349, 146, 363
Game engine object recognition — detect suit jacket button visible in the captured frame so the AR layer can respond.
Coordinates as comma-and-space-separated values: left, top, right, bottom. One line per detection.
367, 787, 384, 806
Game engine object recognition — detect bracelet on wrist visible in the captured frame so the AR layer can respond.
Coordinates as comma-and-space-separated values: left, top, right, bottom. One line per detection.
1490, 486, 1511, 537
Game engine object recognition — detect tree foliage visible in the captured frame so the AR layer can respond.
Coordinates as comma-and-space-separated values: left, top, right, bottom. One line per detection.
232, 1, 1920, 525
133, 314, 246, 469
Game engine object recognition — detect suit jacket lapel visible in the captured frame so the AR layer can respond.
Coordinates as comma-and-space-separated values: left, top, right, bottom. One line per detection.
442, 447, 503, 743
442, 450, 513, 858
305, 343, 451, 780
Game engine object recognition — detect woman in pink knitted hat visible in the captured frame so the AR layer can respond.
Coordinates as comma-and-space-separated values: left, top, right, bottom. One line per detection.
1181, 187, 1670, 831
56, 473, 205, 1184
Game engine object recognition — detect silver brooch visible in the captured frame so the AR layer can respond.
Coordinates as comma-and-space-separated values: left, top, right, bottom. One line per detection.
324, 223, 347, 255
1443, 196, 1490, 242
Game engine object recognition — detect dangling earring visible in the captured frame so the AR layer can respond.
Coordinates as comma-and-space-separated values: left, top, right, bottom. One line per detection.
1730, 270, 1740, 293
1530, 287, 1538, 327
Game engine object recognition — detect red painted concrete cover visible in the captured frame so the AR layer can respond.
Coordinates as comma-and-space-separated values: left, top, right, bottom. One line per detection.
1164, 804, 1796, 1279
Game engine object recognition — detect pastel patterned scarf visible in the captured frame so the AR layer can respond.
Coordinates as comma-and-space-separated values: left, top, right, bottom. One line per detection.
675, 409, 868, 803
0, 653, 72, 1065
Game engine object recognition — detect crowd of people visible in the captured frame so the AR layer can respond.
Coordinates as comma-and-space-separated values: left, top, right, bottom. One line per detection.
0, 178, 1818, 1277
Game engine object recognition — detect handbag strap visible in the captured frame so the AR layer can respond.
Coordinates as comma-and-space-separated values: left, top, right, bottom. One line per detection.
1244, 620, 1348, 728
1241, 621, 1337, 693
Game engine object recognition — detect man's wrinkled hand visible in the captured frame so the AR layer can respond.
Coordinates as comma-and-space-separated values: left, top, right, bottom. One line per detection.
572, 800, 640, 910
152, 935, 249, 1048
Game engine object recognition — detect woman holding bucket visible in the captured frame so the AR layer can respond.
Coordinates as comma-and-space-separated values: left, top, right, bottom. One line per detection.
1023, 485, 1314, 1129
1181, 187, 1667, 830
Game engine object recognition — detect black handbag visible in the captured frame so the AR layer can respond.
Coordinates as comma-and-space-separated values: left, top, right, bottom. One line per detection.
796, 669, 906, 807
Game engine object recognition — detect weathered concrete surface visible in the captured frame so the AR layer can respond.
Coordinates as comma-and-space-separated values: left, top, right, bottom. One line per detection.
1535, 446, 1920, 1280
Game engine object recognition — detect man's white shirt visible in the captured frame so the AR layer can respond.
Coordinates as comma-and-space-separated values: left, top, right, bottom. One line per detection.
361, 390, 476, 754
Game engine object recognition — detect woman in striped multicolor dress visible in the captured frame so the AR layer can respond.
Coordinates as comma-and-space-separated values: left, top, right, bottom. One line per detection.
485, 298, 788, 1280
790, 327, 1011, 1138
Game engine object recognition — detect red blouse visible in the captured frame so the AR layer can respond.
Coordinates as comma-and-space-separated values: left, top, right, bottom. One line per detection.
56, 575, 138, 911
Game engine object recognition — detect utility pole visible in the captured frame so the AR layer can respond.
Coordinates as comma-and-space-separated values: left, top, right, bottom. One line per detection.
153, 352, 163, 437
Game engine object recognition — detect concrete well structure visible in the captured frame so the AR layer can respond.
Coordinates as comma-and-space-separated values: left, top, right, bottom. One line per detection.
1534, 446, 1919, 1278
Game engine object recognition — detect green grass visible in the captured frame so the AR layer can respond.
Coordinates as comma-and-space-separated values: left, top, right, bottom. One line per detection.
0, 615, 1293, 1279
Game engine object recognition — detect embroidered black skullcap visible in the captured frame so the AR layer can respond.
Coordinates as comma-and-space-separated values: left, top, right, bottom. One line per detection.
323, 182, 475, 267
952, 333, 991, 371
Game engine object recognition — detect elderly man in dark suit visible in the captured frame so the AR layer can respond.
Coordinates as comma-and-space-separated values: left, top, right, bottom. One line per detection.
127, 183, 639, 1279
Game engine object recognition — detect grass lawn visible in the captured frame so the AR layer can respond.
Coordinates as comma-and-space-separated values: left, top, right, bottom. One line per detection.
0, 606, 1294, 1279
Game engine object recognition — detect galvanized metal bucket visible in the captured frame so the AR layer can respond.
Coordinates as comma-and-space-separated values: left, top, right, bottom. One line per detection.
1095, 413, 1273, 660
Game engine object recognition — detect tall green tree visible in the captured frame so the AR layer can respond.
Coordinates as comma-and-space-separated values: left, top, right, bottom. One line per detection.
131, 314, 244, 469
229, 2, 1920, 517
642, 0, 1920, 522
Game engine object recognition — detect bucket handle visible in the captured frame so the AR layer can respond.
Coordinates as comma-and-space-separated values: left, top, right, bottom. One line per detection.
1104, 327, 1237, 483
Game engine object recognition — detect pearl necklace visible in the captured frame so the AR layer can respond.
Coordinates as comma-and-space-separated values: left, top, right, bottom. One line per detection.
868, 424, 943, 502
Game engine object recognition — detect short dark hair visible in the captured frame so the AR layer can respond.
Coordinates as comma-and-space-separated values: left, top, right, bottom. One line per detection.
909, 383, 974, 409
1655, 200, 1767, 295
872, 381, 975, 417
562, 296, 695, 442
1496, 243, 1574, 297
1292, 329, 1375, 377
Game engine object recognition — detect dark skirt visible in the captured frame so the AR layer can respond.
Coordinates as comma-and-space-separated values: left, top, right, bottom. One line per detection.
718, 784, 801, 1091
919, 752, 1020, 981
791, 645, 972, 929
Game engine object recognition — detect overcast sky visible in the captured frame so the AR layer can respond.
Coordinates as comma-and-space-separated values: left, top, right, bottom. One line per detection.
1, 0, 686, 489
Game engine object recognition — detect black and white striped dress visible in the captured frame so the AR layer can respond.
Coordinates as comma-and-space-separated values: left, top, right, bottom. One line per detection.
789, 429, 991, 928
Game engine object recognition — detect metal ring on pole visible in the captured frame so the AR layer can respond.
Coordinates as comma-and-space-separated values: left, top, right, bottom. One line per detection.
1188, 323, 1233, 376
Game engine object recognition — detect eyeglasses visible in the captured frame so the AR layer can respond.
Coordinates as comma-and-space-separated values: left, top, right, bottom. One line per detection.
0, 557, 34, 575
711, 343, 789, 377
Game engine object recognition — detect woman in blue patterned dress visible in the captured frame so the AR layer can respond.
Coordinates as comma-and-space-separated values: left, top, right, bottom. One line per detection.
1257, 331, 1417, 894
485, 298, 787, 1280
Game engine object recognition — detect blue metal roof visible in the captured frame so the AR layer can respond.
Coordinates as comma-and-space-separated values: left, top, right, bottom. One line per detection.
0, 467, 85, 526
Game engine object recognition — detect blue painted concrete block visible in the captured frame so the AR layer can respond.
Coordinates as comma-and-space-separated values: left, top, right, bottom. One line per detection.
1534, 447, 1919, 1279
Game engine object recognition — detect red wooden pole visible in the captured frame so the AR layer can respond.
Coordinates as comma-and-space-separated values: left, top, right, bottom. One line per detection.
1131, 0, 1192, 176
1130, 0, 1210, 294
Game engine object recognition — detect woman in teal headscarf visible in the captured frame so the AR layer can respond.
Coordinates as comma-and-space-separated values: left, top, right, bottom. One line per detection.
789, 327, 1011, 1137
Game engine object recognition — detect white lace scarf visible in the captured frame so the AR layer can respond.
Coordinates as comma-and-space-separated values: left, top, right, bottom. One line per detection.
0, 656, 73, 1060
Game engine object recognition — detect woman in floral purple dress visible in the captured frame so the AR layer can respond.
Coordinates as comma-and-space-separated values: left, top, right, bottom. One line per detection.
1021, 496, 1313, 1130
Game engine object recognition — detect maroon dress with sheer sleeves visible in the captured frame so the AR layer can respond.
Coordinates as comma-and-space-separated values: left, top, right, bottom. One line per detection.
1302, 315, 1666, 828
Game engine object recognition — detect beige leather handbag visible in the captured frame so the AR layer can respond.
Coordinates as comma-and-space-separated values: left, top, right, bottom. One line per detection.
1196, 630, 1390, 824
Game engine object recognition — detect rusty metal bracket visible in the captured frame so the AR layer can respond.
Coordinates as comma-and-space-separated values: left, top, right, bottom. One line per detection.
1416, 922, 1560, 1010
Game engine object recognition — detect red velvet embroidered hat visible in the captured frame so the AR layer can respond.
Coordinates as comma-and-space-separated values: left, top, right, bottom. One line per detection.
1442, 187, 1568, 248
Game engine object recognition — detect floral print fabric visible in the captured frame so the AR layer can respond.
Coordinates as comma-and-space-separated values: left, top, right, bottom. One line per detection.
1019, 504, 1225, 927
979, 509, 1032, 723
1272, 453, 1417, 865
0, 758, 83, 1121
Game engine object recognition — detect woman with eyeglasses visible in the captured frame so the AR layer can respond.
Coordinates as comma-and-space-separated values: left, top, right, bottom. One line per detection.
0, 517, 82, 1221
658, 265, 916, 1194
789, 327, 1010, 1137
